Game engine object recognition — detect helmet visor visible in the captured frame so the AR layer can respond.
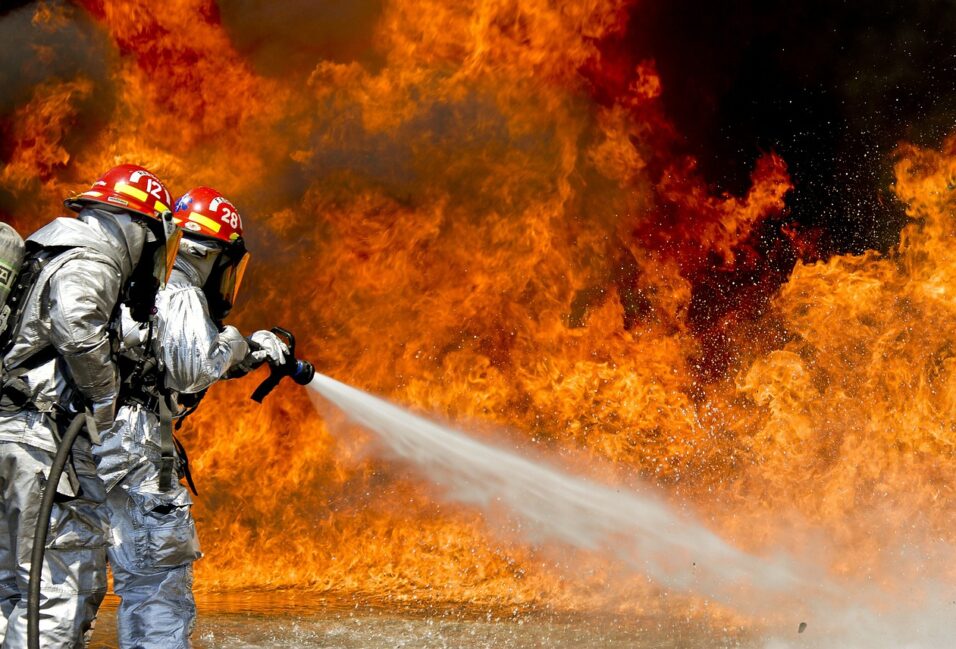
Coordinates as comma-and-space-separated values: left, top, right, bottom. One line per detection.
147, 224, 182, 287
218, 251, 249, 309
162, 228, 183, 284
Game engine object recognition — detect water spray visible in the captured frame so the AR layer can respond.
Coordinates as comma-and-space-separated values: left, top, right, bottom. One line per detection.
306, 372, 813, 611
306, 375, 956, 647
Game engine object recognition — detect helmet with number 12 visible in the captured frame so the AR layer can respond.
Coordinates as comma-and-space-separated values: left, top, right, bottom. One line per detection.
173, 186, 250, 317
66, 163, 182, 286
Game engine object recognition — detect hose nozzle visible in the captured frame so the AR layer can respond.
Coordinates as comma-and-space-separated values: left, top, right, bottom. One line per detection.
290, 358, 315, 385
251, 326, 314, 402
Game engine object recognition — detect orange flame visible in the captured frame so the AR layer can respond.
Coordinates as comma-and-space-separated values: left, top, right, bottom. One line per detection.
1, 0, 953, 617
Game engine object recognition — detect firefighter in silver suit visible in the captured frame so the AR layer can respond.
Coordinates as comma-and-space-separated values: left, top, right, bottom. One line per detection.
95, 186, 287, 649
0, 165, 179, 648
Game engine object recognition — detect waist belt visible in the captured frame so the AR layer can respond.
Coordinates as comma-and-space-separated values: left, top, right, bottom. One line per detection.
125, 390, 161, 414
0, 345, 59, 411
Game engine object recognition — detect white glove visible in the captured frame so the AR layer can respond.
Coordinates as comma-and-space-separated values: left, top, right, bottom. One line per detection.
116, 305, 150, 354
248, 330, 289, 367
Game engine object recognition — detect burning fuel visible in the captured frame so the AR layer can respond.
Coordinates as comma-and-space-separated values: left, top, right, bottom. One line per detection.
0, 0, 954, 646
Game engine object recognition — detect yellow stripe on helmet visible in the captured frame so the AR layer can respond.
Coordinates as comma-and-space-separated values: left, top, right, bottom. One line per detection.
154, 200, 169, 214
116, 182, 149, 202
188, 211, 222, 233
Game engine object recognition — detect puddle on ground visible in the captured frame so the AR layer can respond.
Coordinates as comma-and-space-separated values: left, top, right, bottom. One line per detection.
88, 593, 753, 648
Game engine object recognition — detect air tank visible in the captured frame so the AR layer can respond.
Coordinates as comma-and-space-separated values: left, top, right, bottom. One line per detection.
0, 222, 25, 327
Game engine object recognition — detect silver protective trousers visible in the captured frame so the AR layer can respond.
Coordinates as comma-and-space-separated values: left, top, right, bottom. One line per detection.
99, 407, 201, 649
0, 433, 108, 648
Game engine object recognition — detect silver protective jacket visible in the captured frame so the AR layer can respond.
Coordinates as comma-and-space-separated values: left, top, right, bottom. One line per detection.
0, 210, 140, 648
96, 271, 248, 490
94, 257, 248, 648
0, 210, 145, 450
155, 266, 250, 394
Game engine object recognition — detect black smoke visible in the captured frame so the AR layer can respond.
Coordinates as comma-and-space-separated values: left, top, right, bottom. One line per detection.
0, 1, 115, 119
624, 0, 956, 255
0, 0, 118, 221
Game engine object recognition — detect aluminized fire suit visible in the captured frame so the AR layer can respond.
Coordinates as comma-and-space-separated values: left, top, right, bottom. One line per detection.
0, 209, 149, 648
94, 239, 284, 649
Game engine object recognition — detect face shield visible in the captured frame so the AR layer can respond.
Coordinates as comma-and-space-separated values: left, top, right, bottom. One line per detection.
126, 211, 182, 322
181, 233, 250, 322
217, 249, 249, 311
144, 212, 183, 286
159, 211, 183, 285
207, 238, 250, 321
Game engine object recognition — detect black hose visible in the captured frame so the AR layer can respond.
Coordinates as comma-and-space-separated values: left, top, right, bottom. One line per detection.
27, 413, 85, 649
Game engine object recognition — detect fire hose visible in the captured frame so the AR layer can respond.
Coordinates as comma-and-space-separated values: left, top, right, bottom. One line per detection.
27, 413, 86, 649
26, 328, 312, 646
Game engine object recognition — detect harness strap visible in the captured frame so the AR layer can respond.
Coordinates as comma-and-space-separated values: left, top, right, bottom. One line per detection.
173, 434, 198, 496
158, 392, 176, 492
0, 345, 59, 410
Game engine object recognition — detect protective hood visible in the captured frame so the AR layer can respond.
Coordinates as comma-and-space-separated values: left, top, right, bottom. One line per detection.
169, 235, 247, 321
27, 208, 146, 278
170, 237, 220, 288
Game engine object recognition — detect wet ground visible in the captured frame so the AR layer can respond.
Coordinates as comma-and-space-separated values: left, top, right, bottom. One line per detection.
88, 594, 752, 648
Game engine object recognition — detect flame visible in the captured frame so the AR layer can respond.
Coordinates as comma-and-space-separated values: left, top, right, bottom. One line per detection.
0, 0, 953, 617
1, 78, 93, 192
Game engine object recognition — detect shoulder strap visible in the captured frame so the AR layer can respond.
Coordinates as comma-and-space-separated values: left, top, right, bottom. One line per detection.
130, 321, 178, 493
158, 391, 177, 491
0, 245, 83, 414
0, 244, 75, 361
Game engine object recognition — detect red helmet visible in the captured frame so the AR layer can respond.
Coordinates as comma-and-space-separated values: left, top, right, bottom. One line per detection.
67, 164, 181, 292
65, 164, 173, 221
173, 187, 249, 318
172, 186, 243, 243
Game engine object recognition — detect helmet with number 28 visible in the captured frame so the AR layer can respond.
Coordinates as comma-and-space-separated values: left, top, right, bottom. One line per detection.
172, 186, 243, 244
173, 186, 250, 318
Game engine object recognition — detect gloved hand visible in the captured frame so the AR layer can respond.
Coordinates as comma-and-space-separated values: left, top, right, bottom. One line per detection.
116, 305, 150, 354
247, 329, 290, 367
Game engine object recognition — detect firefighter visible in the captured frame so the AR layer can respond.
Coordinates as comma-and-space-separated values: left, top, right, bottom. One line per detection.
0, 165, 179, 648
94, 187, 287, 648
